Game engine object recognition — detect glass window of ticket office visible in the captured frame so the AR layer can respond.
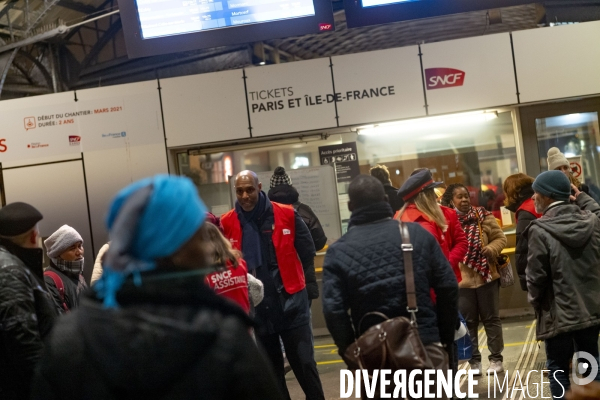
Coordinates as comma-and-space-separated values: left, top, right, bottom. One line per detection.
519, 97, 600, 202
176, 109, 520, 237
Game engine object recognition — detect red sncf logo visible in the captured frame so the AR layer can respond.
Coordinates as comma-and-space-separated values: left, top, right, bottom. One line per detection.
319, 23, 332, 31
425, 68, 466, 90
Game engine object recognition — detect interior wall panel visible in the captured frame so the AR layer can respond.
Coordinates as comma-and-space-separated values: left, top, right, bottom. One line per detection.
2, 160, 94, 282
513, 21, 600, 103
83, 143, 169, 254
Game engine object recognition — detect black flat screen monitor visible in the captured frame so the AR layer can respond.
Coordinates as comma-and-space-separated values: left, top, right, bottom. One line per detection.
344, 0, 538, 29
118, 0, 335, 58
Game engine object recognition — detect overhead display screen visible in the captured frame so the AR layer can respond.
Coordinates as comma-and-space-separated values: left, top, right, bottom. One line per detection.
118, 0, 334, 58
344, 0, 538, 29
137, 0, 316, 39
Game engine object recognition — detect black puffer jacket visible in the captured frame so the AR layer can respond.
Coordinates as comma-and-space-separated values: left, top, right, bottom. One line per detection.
525, 199, 600, 340
0, 240, 57, 400
31, 272, 283, 400
268, 184, 326, 300
44, 263, 87, 314
322, 219, 459, 356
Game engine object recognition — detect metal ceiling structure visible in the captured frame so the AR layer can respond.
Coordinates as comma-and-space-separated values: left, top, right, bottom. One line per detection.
0, 0, 590, 100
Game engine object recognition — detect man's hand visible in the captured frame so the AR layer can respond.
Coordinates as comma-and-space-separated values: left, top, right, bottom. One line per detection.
570, 184, 582, 202
481, 246, 494, 259
566, 382, 600, 400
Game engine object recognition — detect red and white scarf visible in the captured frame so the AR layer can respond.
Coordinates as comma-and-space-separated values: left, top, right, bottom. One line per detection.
457, 206, 493, 283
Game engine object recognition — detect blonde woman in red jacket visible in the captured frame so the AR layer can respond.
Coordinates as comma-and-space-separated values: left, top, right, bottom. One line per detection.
396, 169, 468, 283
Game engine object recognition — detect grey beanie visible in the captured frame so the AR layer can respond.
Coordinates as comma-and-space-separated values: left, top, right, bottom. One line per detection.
44, 225, 83, 259
270, 166, 292, 187
532, 171, 571, 202
547, 147, 570, 171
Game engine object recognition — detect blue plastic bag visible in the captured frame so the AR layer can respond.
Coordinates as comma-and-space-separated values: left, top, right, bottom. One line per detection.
455, 313, 472, 361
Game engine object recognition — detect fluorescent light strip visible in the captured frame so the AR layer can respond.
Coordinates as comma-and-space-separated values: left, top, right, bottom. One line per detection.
358, 111, 498, 136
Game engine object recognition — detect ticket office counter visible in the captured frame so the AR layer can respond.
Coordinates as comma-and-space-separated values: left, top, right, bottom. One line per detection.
310, 229, 532, 337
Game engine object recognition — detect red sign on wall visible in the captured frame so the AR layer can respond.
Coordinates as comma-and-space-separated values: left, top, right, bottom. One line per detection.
425, 68, 466, 90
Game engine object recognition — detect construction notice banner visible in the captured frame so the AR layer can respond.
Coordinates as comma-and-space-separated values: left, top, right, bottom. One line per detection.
318, 142, 360, 183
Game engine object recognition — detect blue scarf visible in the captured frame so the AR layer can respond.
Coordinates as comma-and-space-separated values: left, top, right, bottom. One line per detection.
235, 191, 267, 271
95, 175, 207, 308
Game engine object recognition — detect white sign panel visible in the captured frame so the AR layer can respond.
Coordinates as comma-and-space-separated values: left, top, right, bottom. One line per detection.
74, 80, 165, 151
0, 92, 82, 164
245, 58, 337, 137
332, 47, 426, 126
513, 21, 600, 103
421, 33, 518, 115
568, 156, 584, 181
161, 70, 250, 147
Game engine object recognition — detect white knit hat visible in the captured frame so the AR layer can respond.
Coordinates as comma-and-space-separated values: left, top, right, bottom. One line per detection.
547, 147, 570, 171
44, 225, 83, 259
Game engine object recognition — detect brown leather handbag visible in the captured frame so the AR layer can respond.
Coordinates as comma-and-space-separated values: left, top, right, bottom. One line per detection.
343, 222, 449, 376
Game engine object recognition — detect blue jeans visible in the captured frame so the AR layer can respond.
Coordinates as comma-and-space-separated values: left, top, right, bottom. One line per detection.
545, 325, 600, 399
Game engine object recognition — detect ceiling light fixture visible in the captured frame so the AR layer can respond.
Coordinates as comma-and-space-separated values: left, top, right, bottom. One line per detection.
357, 111, 498, 136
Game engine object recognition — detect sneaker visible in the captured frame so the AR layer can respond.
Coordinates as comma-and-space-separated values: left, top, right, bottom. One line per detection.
487, 360, 504, 374
470, 361, 482, 376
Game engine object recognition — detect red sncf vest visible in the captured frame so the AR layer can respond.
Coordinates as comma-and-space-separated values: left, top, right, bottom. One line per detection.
205, 259, 250, 314
221, 202, 306, 295
516, 198, 542, 223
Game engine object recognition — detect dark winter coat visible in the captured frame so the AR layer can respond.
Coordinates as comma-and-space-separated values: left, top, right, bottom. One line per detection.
525, 199, 600, 340
0, 240, 57, 400
240, 195, 316, 334
31, 271, 283, 400
506, 185, 539, 292
383, 183, 403, 213
322, 218, 459, 357
44, 263, 87, 314
268, 184, 326, 300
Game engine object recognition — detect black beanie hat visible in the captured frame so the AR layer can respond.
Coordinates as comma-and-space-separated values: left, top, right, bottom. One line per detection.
270, 166, 292, 187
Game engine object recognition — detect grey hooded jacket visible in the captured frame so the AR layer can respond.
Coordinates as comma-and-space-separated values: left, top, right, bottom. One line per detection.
525, 196, 600, 340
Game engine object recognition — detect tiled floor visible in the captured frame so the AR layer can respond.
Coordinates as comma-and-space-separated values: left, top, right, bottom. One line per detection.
285, 316, 599, 399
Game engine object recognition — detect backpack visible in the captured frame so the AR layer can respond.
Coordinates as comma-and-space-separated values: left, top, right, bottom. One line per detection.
44, 270, 69, 312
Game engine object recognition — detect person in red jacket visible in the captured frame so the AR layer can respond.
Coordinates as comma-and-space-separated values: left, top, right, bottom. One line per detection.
396, 169, 468, 375
396, 169, 468, 283
204, 222, 250, 314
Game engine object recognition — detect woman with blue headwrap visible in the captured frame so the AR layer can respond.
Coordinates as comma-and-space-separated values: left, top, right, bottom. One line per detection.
31, 175, 283, 400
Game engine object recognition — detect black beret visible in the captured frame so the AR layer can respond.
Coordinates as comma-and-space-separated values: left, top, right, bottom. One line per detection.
0, 202, 43, 236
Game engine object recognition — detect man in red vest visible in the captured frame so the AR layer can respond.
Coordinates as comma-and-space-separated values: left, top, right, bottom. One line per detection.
221, 170, 324, 400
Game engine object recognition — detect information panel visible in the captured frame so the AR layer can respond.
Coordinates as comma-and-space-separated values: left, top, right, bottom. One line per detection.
138, 0, 316, 39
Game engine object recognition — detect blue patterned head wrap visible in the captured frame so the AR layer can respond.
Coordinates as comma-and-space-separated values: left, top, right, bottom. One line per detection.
95, 175, 207, 308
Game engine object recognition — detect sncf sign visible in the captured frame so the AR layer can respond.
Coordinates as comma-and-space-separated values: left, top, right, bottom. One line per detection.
425, 68, 465, 90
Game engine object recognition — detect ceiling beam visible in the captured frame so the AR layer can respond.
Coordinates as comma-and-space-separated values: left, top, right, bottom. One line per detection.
58, 0, 97, 14
79, 17, 121, 70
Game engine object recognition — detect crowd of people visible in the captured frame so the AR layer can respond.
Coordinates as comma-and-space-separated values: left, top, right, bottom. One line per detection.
0, 146, 598, 400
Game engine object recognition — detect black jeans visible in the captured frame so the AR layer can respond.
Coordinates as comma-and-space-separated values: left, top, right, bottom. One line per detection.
258, 323, 325, 400
459, 279, 504, 363
545, 325, 600, 400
